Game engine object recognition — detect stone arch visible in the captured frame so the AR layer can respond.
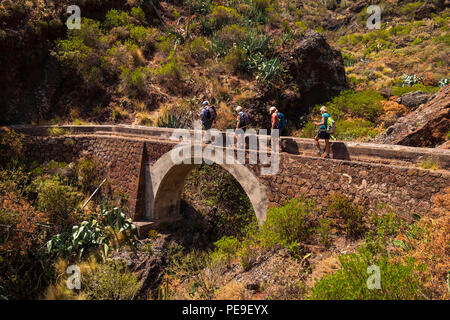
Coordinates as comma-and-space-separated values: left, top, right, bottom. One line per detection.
148, 148, 269, 226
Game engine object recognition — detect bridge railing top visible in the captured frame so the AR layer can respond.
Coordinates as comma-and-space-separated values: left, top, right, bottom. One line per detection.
2, 124, 450, 169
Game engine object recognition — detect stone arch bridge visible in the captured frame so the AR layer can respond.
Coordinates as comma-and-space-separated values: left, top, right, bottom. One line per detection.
4, 125, 449, 236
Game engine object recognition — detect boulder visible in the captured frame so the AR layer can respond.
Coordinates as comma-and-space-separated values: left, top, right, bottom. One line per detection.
396, 90, 431, 109
282, 30, 347, 107
375, 85, 450, 147
251, 30, 346, 127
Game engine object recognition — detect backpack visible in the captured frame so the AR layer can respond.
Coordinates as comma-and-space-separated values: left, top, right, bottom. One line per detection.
326, 115, 336, 134
240, 112, 250, 127
210, 106, 217, 120
277, 112, 286, 129
203, 106, 216, 121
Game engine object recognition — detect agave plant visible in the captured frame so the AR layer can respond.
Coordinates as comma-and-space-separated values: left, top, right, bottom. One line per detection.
401, 74, 422, 87
438, 78, 449, 88
157, 114, 186, 128
47, 204, 136, 260
256, 57, 281, 82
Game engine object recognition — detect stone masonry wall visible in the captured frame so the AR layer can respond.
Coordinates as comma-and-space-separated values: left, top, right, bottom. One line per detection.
256, 154, 449, 220
19, 134, 449, 222
22, 135, 145, 218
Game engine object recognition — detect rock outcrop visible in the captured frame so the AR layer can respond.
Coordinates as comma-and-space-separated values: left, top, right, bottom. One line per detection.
396, 90, 432, 109
280, 30, 347, 108
251, 30, 346, 127
375, 85, 450, 147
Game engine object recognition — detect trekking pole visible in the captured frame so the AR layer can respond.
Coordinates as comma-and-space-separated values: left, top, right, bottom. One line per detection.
81, 178, 107, 210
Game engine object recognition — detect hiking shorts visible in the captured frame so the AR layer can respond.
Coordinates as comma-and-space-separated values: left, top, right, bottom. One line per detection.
202, 120, 213, 130
317, 129, 330, 140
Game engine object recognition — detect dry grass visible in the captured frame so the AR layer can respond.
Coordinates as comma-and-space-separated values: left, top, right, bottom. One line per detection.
42, 256, 99, 300
214, 280, 248, 300
392, 188, 450, 299
379, 100, 408, 128
305, 254, 341, 288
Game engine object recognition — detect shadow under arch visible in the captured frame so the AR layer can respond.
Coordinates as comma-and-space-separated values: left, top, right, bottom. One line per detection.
148, 148, 269, 226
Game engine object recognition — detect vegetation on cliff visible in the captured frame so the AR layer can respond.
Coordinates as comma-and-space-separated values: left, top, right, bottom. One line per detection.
1, 1, 448, 145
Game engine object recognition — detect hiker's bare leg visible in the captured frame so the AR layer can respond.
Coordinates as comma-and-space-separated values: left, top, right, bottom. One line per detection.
314, 136, 320, 149
325, 139, 330, 154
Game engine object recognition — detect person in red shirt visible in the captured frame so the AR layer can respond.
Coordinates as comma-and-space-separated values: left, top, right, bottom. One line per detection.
270, 106, 287, 135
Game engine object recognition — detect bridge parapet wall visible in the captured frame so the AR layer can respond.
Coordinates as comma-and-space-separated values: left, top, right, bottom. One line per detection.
5, 126, 449, 222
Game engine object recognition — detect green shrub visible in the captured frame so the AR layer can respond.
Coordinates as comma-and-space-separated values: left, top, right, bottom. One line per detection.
239, 245, 259, 271
334, 119, 379, 141
309, 246, 426, 300
211, 5, 241, 29
129, 26, 156, 48
318, 218, 332, 247
189, 37, 213, 62
76, 156, 100, 194
0, 130, 24, 168
420, 157, 439, 170
130, 7, 146, 23
119, 66, 149, 96
211, 236, 241, 265
401, 2, 422, 16
104, 10, 129, 29
298, 122, 316, 138
342, 53, 356, 67
187, 0, 212, 14
166, 248, 211, 279
325, 90, 384, 122
153, 53, 186, 85
433, 33, 450, 46
217, 24, 248, 46
83, 260, 140, 300
254, 0, 272, 11
147, 229, 159, 240
34, 176, 82, 224
224, 45, 247, 73
254, 56, 281, 82
260, 198, 317, 248
391, 84, 440, 96
54, 36, 92, 71
411, 37, 423, 45
328, 193, 366, 239
365, 211, 404, 255
389, 24, 412, 36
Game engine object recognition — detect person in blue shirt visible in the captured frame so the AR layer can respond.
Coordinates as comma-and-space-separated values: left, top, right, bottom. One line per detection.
313, 106, 331, 158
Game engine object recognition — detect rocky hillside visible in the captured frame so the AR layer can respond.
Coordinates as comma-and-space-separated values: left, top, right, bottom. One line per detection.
375, 85, 449, 147
0, 0, 449, 145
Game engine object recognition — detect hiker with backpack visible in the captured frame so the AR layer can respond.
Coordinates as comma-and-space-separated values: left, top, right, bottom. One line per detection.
313, 106, 335, 159
234, 106, 250, 148
269, 107, 287, 136
235, 106, 250, 133
199, 100, 216, 144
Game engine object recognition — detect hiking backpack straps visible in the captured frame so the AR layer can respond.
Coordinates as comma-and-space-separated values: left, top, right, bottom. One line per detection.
277, 112, 286, 129
326, 115, 336, 134
209, 106, 217, 120
241, 112, 250, 126
204, 106, 214, 121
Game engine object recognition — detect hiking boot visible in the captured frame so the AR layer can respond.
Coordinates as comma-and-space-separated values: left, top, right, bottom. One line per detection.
324, 153, 330, 159
317, 149, 322, 156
